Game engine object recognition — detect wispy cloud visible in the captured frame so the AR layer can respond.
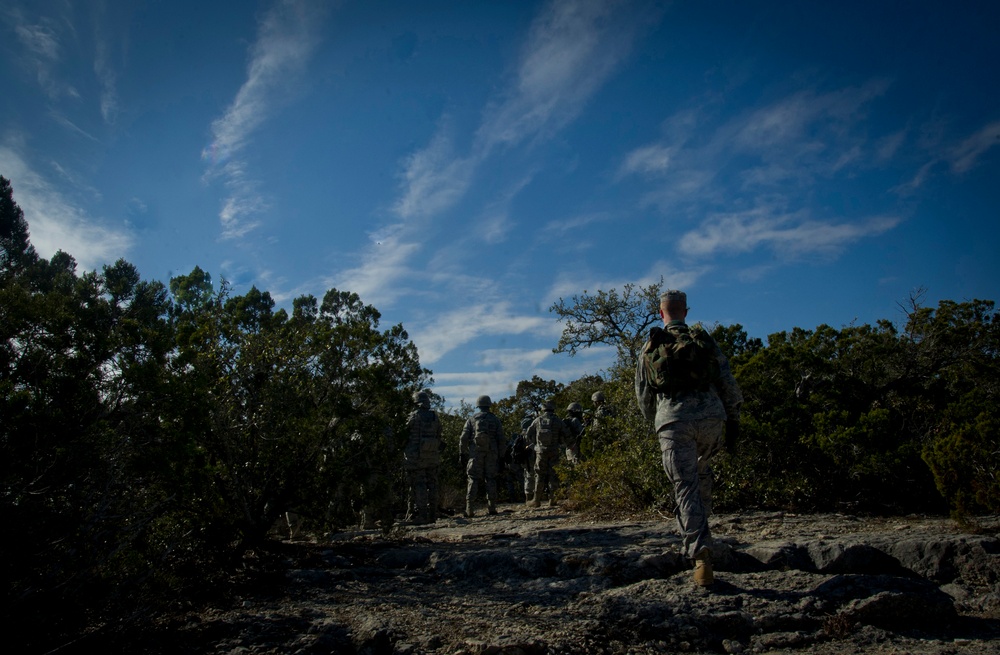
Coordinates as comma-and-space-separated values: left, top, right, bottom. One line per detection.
410, 301, 560, 365
475, 0, 655, 155
622, 82, 891, 200
93, 29, 119, 125
394, 0, 658, 221
0, 141, 132, 270
202, 0, 326, 239
619, 81, 906, 261
393, 126, 475, 220
617, 144, 672, 178
10, 11, 78, 100
431, 345, 612, 408
950, 119, 1000, 174
352, 0, 662, 317
332, 227, 422, 308
679, 208, 901, 259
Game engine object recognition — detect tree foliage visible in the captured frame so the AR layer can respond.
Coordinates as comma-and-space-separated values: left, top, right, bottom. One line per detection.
549, 277, 665, 369
0, 179, 431, 651
557, 284, 1000, 520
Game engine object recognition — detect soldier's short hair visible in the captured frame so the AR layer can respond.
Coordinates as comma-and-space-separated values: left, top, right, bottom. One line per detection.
660, 289, 687, 310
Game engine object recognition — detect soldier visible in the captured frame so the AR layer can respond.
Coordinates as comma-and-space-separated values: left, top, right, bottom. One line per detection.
526, 401, 572, 507
505, 417, 534, 502
564, 402, 585, 464
403, 390, 443, 524
635, 289, 743, 586
459, 395, 506, 517
587, 390, 616, 452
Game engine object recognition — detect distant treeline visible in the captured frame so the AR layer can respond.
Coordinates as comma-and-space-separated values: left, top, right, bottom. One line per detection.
2, 176, 997, 651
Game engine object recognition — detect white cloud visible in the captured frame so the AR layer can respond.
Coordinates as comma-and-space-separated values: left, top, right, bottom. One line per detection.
12, 14, 76, 100
950, 119, 1000, 173
735, 81, 888, 153
202, 0, 326, 239
0, 143, 133, 271
93, 33, 119, 125
431, 345, 613, 409
394, 0, 657, 221
410, 301, 559, 365
393, 128, 474, 219
679, 208, 901, 259
331, 229, 422, 308
618, 144, 672, 178
476, 0, 651, 154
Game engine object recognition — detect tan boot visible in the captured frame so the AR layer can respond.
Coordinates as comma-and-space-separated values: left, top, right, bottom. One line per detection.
529, 495, 541, 508
693, 547, 713, 586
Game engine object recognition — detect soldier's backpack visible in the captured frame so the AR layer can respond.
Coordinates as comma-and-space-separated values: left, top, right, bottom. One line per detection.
535, 414, 557, 448
472, 412, 495, 450
510, 433, 530, 466
642, 323, 721, 395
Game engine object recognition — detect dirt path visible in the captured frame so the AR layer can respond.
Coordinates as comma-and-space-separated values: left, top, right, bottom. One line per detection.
163, 507, 1000, 654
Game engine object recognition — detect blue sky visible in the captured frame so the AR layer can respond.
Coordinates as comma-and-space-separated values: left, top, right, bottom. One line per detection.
2, 0, 998, 406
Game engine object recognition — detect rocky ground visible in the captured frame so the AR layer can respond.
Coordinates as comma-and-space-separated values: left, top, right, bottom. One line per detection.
155, 506, 999, 654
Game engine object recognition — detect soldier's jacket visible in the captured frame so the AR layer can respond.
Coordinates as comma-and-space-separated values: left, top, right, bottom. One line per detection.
565, 416, 584, 444
635, 319, 743, 433
459, 410, 506, 460
527, 410, 572, 452
403, 407, 442, 470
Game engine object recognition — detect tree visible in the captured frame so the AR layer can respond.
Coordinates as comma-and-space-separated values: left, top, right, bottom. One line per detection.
549, 278, 665, 369
1, 238, 173, 649
0, 176, 36, 274
165, 276, 432, 543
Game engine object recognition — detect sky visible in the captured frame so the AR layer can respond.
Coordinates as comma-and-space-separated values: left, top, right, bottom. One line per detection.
2, 0, 998, 407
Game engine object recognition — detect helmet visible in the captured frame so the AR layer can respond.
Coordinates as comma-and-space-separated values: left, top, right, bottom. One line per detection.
567, 402, 583, 414
540, 401, 554, 412
476, 394, 492, 408
413, 391, 430, 407
591, 391, 605, 403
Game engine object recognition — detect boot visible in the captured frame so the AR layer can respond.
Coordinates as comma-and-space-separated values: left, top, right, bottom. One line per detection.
487, 499, 498, 515
693, 547, 714, 586
529, 494, 541, 508
548, 497, 558, 508
464, 501, 474, 518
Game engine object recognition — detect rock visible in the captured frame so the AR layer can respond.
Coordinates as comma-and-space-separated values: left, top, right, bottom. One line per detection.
171, 510, 1000, 655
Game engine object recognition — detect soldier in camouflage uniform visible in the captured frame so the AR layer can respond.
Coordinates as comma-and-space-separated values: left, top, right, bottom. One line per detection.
403, 390, 443, 524
459, 395, 506, 517
635, 290, 742, 586
587, 391, 616, 453
527, 401, 572, 507
564, 402, 585, 464
505, 417, 534, 502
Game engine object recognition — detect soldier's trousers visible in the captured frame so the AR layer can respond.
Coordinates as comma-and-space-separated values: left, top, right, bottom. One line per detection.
518, 458, 534, 498
657, 418, 724, 559
407, 466, 439, 520
466, 454, 498, 505
532, 448, 561, 499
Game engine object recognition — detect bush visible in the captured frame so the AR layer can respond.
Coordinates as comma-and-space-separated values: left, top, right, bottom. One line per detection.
924, 410, 1000, 517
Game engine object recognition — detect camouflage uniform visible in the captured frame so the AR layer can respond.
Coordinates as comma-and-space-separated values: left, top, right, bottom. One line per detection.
588, 391, 616, 452
564, 403, 585, 464
403, 392, 443, 524
527, 402, 572, 506
635, 291, 743, 563
459, 396, 506, 516
506, 417, 534, 502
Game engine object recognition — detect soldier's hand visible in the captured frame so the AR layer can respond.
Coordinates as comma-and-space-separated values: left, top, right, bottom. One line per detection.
725, 419, 740, 452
